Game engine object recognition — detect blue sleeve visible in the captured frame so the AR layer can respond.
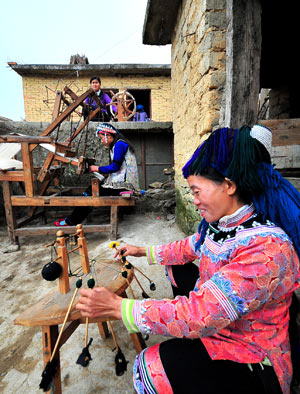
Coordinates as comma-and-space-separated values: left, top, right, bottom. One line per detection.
98, 140, 128, 174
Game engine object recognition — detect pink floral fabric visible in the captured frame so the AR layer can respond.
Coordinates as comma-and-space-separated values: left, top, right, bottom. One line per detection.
134, 205, 300, 394
133, 344, 173, 394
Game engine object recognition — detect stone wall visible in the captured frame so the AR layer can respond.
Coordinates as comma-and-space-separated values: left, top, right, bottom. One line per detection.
171, 0, 226, 233
0, 120, 176, 219
22, 74, 171, 123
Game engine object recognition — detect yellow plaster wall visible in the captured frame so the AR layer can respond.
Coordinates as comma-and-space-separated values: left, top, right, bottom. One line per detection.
22, 74, 171, 122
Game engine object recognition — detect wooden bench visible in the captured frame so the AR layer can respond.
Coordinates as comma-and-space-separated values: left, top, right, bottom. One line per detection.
1, 176, 135, 244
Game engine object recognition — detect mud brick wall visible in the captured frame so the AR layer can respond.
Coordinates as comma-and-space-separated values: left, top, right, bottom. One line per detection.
22, 74, 171, 123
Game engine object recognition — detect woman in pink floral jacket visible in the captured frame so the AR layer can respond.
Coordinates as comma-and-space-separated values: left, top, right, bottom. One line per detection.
76, 125, 300, 394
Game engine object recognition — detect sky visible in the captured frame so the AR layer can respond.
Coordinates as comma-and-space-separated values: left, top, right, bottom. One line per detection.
0, 0, 171, 121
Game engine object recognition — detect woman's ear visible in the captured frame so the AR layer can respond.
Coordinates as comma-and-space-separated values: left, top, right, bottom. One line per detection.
224, 177, 237, 196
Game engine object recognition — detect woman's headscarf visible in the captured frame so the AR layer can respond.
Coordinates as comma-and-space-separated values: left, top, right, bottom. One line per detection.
96, 122, 135, 153
182, 125, 300, 257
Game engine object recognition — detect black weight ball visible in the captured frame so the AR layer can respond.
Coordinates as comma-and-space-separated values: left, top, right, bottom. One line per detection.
41, 262, 62, 281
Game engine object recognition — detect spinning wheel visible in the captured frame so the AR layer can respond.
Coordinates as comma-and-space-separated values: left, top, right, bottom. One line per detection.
109, 90, 136, 121
14, 227, 146, 393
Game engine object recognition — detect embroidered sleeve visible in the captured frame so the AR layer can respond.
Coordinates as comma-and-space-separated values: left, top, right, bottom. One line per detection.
134, 235, 299, 338
145, 233, 201, 266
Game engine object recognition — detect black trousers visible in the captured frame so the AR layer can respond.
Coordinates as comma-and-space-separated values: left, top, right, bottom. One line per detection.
65, 186, 126, 225
161, 263, 282, 394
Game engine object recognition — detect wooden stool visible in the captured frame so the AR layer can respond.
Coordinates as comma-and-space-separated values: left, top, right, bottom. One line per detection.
14, 226, 146, 394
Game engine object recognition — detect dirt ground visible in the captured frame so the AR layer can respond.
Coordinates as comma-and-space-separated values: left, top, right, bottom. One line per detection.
0, 212, 184, 394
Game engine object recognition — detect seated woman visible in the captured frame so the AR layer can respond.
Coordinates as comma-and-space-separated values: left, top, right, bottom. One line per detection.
55, 122, 139, 226
132, 104, 148, 122
76, 125, 300, 394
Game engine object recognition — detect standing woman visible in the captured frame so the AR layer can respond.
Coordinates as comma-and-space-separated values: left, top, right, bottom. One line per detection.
55, 123, 139, 226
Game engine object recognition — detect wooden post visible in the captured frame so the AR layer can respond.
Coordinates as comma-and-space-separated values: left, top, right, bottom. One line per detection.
2, 180, 19, 245
76, 224, 89, 274
225, 0, 262, 126
42, 325, 62, 394
110, 206, 118, 239
91, 178, 100, 197
56, 230, 70, 294
21, 142, 35, 197
97, 321, 109, 339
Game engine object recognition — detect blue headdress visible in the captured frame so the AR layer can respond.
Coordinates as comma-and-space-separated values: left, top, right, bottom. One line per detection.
182, 125, 300, 257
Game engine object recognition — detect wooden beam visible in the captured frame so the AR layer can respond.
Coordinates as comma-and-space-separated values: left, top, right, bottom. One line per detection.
52, 154, 79, 167
37, 152, 55, 183
260, 119, 300, 146
11, 196, 135, 207
14, 224, 111, 236
0, 135, 53, 144
52, 91, 62, 120
40, 89, 93, 137
65, 107, 100, 143
29, 89, 94, 153
58, 320, 80, 348
63, 86, 87, 108
0, 171, 24, 181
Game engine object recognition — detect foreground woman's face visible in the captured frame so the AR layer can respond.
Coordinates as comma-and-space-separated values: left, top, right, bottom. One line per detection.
187, 175, 240, 223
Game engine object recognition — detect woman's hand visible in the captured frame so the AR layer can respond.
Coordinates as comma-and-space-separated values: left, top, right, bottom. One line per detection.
75, 287, 122, 319
114, 244, 146, 258
89, 165, 99, 173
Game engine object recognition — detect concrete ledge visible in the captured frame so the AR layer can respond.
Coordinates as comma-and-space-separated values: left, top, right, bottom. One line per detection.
8, 63, 171, 77
0, 120, 173, 135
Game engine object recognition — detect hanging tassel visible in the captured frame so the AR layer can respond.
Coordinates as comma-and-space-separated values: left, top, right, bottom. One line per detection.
107, 321, 128, 376
115, 347, 128, 376
76, 276, 95, 367
39, 359, 58, 392
254, 162, 300, 259
76, 338, 93, 367
40, 278, 82, 391
195, 219, 209, 252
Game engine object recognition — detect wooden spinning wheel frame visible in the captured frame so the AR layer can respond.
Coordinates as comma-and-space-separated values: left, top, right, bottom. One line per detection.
110, 90, 136, 121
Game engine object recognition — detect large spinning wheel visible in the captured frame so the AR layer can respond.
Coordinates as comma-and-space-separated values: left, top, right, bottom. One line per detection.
109, 90, 136, 121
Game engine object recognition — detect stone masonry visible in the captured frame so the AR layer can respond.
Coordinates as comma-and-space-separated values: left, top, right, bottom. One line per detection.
171, 0, 227, 233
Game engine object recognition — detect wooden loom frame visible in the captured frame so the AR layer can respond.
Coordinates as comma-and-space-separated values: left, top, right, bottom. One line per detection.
0, 88, 135, 246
